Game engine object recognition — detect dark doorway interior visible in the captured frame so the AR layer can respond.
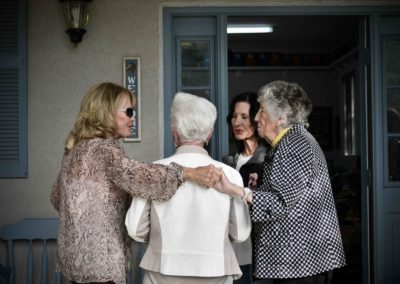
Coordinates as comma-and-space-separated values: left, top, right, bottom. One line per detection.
227, 15, 362, 283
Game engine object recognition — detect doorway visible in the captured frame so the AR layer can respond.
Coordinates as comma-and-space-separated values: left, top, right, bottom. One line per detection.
162, 9, 378, 283
227, 15, 362, 283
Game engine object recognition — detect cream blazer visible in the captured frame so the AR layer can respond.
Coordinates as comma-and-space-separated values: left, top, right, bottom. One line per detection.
125, 145, 251, 279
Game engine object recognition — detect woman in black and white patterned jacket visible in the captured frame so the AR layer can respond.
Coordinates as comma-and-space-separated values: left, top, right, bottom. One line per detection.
214, 80, 346, 284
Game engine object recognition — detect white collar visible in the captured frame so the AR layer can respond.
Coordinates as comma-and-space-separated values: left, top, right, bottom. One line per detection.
175, 145, 209, 156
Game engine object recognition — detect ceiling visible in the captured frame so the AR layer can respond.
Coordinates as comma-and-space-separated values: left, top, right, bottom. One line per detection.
228, 16, 359, 55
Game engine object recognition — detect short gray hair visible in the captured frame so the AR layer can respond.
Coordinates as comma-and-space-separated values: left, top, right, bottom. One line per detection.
258, 80, 312, 128
171, 92, 217, 143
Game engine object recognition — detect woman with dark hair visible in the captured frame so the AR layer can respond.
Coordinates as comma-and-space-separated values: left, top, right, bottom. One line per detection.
224, 92, 267, 190
223, 92, 268, 284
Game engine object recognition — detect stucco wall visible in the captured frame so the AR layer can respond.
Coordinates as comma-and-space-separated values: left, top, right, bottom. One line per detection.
1, 0, 165, 227
0, 0, 398, 230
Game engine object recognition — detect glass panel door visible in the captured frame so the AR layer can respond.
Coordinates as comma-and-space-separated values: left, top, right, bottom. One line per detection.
177, 38, 213, 100
164, 15, 219, 159
176, 37, 216, 155
374, 16, 400, 284
384, 38, 400, 182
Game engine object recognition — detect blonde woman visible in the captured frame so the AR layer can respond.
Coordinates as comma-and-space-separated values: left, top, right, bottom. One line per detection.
50, 83, 221, 284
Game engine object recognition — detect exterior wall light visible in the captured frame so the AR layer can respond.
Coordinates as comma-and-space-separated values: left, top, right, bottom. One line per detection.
59, 0, 93, 46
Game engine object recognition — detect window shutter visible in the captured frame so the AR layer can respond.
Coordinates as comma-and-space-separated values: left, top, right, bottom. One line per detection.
0, 0, 27, 177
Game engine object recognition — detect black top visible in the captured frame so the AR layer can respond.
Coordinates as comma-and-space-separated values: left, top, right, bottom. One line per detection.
223, 144, 267, 190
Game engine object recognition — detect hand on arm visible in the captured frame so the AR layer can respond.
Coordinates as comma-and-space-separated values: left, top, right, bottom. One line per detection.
213, 171, 253, 203
183, 164, 222, 188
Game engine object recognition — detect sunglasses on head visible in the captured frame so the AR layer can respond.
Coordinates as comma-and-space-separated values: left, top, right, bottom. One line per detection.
119, 108, 134, 118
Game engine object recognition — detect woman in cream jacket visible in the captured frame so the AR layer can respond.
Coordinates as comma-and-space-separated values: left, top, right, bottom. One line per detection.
125, 92, 251, 284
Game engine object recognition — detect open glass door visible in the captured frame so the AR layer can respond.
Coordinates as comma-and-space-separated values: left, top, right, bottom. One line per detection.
372, 15, 400, 284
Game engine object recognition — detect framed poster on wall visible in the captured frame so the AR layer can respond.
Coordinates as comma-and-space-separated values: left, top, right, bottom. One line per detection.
123, 57, 141, 141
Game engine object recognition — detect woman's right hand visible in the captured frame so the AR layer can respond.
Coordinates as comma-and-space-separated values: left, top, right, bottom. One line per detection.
213, 171, 245, 197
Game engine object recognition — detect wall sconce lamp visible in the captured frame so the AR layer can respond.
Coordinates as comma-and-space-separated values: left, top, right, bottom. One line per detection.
59, 0, 93, 46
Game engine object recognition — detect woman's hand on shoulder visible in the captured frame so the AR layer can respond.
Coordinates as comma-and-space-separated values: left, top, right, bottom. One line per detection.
213, 171, 243, 197
183, 165, 222, 188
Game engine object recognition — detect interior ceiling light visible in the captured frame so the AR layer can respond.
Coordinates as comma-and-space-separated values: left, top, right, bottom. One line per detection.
227, 24, 273, 34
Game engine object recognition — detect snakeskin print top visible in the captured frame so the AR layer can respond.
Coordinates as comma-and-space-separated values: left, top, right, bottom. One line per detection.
50, 138, 182, 284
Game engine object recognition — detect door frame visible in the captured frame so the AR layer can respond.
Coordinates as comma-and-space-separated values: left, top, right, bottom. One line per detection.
163, 5, 400, 284
370, 14, 400, 283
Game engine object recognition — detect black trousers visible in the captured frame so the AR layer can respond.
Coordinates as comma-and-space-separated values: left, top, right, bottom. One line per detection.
71, 281, 115, 284
272, 271, 331, 284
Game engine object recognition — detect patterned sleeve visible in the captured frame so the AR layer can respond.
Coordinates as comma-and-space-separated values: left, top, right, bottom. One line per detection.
50, 153, 67, 213
50, 171, 61, 212
250, 144, 312, 223
105, 140, 183, 202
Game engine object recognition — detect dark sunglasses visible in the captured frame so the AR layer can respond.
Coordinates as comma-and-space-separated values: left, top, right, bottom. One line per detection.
119, 108, 134, 118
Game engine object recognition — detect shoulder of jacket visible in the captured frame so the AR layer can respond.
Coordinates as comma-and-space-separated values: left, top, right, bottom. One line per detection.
220, 163, 243, 185
222, 153, 237, 167
153, 157, 172, 165
277, 130, 313, 159
250, 145, 268, 163
92, 139, 124, 158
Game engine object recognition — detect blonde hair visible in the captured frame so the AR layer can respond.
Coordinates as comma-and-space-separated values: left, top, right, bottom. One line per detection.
64, 82, 135, 151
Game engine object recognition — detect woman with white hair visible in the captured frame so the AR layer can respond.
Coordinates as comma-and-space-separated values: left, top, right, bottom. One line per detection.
125, 92, 251, 284
216, 81, 346, 284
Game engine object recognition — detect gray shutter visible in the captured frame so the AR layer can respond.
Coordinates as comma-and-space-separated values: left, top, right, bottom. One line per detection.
0, 0, 27, 177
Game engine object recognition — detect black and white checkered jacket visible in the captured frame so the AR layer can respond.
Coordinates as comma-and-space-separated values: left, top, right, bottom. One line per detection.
250, 125, 346, 279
